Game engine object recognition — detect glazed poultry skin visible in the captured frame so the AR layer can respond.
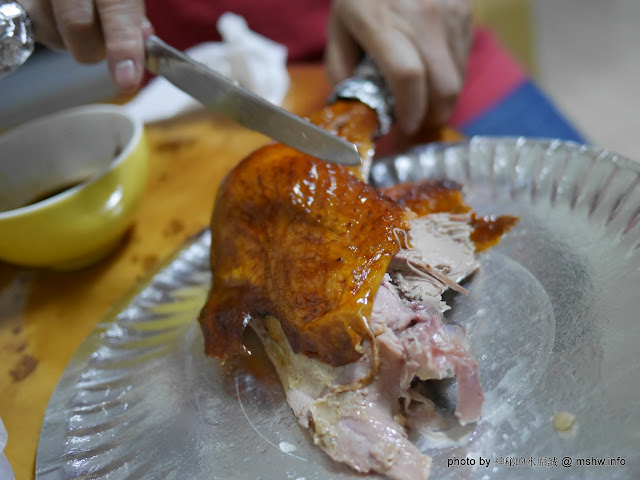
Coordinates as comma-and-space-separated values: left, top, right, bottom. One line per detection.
199, 100, 414, 367
200, 144, 409, 366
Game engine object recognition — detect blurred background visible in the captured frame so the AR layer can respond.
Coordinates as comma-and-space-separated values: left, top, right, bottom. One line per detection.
1, 0, 638, 161
475, 0, 639, 162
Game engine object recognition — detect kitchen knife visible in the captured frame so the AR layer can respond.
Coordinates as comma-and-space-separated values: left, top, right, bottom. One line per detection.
144, 35, 361, 166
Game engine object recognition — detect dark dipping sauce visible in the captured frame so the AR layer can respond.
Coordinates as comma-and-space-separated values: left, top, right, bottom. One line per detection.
21, 179, 86, 208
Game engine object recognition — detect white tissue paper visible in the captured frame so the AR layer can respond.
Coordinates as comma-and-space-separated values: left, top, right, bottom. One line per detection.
0, 418, 15, 480
124, 12, 290, 123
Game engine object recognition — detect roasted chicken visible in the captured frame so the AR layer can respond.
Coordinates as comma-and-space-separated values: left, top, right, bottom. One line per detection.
199, 99, 516, 479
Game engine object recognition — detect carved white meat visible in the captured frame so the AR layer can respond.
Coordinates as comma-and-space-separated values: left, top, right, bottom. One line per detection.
250, 213, 484, 479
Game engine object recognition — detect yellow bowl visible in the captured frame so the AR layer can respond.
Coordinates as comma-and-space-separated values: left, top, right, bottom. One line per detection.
0, 105, 148, 270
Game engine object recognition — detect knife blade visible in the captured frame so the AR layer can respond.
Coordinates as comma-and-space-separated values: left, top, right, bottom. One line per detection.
144, 35, 361, 166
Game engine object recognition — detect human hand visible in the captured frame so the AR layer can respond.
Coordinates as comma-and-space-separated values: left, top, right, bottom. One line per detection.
326, 0, 472, 134
17, 0, 152, 92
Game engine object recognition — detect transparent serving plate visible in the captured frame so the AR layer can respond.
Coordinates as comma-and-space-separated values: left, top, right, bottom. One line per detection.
37, 137, 640, 480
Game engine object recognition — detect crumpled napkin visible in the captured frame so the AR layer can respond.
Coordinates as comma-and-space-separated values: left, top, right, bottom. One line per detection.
124, 12, 290, 123
0, 418, 15, 480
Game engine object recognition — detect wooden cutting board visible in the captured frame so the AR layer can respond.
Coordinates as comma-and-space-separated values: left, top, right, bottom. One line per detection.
0, 64, 461, 479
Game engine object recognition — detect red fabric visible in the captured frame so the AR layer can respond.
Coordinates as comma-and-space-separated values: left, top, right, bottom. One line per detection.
449, 28, 527, 127
145, 0, 331, 62
145, 4, 528, 130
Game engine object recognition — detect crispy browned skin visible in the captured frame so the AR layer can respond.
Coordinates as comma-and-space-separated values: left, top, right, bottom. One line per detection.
307, 99, 378, 147
470, 214, 519, 252
199, 101, 518, 366
382, 179, 471, 216
199, 101, 409, 366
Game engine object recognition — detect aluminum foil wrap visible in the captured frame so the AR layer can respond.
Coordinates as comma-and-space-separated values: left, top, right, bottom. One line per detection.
0, 0, 33, 78
329, 55, 394, 136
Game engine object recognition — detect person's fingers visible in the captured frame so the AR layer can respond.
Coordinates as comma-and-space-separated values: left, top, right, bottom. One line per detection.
328, 0, 428, 133
417, 28, 463, 126
372, 34, 427, 134
18, 0, 152, 93
416, 1, 471, 126
17, 0, 65, 50
335, 4, 427, 133
327, 0, 473, 132
445, 0, 473, 76
325, 10, 361, 85
52, 0, 105, 63
95, 0, 145, 92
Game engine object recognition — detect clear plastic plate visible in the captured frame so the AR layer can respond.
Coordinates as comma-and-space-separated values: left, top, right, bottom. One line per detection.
36, 137, 640, 479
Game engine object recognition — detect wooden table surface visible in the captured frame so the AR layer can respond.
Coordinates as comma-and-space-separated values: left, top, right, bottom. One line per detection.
0, 64, 460, 479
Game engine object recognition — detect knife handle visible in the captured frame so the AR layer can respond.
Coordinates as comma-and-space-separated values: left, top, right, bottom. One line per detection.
328, 55, 394, 137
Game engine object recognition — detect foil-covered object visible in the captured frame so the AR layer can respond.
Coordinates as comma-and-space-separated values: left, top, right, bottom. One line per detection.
329, 55, 394, 136
0, 0, 33, 79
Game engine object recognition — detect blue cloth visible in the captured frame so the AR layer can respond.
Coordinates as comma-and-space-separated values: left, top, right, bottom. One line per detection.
460, 81, 586, 144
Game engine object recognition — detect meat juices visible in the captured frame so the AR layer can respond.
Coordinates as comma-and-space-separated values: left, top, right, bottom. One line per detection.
199, 100, 516, 479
